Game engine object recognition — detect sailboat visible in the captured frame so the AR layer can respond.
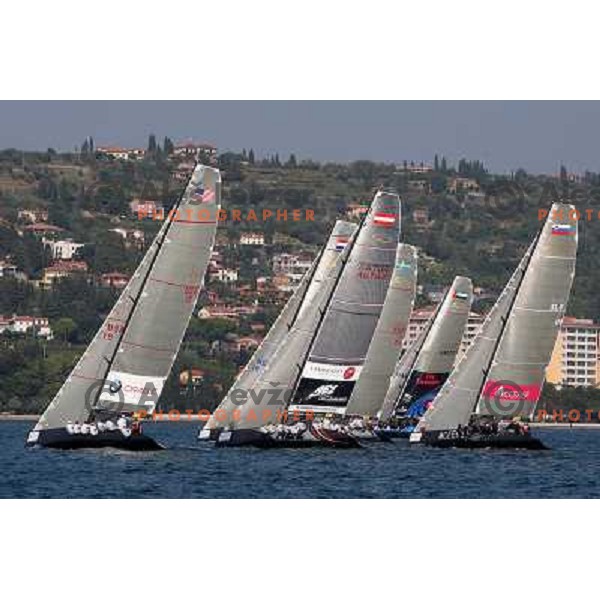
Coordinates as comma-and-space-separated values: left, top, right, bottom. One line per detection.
410, 202, 577, 450
378, 276, 473, 437
200, 219, 358, 440
342, 243, 418, 439
26, 164, 221, 450
215, 189, 400, 447
214, 218, 363, 448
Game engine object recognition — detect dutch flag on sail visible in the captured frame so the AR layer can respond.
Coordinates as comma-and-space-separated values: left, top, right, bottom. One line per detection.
551, 223, 575, 236
373, 212, 396, 228
335, 237, 349, 252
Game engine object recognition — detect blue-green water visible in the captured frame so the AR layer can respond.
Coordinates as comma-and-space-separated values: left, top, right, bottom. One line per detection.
2, 421, 599, 498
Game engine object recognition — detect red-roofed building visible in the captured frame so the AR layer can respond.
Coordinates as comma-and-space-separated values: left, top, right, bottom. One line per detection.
42, 260, 88, 287
1, 315, 53, 338
97, 146, 145, 160
23, 223, 64, 237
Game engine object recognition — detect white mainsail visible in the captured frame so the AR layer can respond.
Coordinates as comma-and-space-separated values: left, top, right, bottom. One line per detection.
416, 202, 577, 434
206, 220, 357, 430
344, 243, 417, 417
34, 165, 221, 430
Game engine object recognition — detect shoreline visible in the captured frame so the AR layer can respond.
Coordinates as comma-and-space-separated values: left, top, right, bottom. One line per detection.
0, 414, 39, 421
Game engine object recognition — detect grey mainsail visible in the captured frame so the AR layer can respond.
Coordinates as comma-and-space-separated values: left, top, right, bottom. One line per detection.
476, 203, 578, 418
379, 276, 473, 420
230, 224, 358, 429
35, 165, 221, 430
416, 202, 577, 433
206, 220, 357, 429
416, 244, 534, 433
344, 243, 417, 417
289, 190, 401, 414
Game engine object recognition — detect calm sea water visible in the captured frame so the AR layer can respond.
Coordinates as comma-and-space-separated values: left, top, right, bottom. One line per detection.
2, 421, 599, 498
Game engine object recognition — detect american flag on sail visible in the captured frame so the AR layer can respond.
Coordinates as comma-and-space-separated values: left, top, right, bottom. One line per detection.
551, 223, 575, 236
373, 212, 396, 228
335, 236, 350, 252
191, 186, 215, 203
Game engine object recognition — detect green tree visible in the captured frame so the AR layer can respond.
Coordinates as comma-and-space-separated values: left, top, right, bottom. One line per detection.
148, 134, 157, 155
53, 317, 77, 343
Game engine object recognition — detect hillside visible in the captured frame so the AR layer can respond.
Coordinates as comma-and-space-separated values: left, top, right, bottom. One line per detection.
1, 146, 599, 415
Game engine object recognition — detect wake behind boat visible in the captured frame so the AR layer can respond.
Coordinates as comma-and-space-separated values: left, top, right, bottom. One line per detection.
26, 164, 221, 451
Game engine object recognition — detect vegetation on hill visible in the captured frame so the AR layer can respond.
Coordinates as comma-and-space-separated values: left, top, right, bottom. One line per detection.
1, 143, 599, 415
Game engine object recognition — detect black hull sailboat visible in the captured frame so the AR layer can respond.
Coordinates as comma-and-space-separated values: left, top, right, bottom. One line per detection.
26, 165, 221, 452
415, 430, 548, 450
26, 427, 165, 451
215, 424, 361, 449
410, 202, 578, 452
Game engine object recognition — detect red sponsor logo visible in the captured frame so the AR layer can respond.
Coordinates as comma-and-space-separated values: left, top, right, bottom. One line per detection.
343, 367, 356, 380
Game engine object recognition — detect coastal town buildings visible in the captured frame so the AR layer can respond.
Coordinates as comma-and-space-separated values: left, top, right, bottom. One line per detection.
546, 317, 600, 388
44, 238, 85, 260
0, 315, 53, 339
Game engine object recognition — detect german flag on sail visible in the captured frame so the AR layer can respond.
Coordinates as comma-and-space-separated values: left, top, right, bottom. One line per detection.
373, 212, 396, 228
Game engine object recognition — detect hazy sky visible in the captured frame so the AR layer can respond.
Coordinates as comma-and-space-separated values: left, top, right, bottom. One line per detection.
0, 101, 598, 174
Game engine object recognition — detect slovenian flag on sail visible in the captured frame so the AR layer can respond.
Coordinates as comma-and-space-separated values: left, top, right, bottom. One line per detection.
551, 223, 575, 236
373, 212, 396, 228
335, 237, 350, 252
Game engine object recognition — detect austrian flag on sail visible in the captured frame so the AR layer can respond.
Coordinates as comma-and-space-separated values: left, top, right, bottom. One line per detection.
373, 212, 397, 227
